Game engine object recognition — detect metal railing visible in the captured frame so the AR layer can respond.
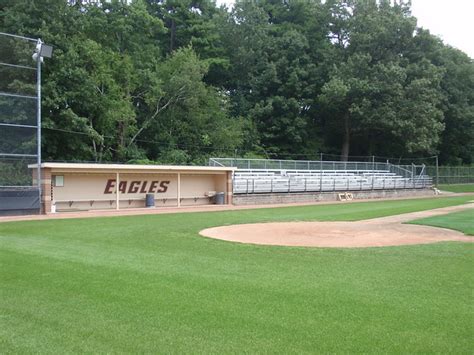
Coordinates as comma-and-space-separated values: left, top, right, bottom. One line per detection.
209, 157, 392, 172
211, 158, 429, 178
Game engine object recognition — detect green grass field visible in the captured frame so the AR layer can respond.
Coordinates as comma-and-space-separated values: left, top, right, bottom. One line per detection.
411, 209, 474, 235
1, 196, 473, 353
439, 183, 474, 193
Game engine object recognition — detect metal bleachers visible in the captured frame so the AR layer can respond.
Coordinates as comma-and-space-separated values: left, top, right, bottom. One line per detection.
232, 169, 432, 194
209, 158, 433, 194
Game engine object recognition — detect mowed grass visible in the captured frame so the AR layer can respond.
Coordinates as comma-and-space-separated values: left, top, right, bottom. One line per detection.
411, 209, 474, 235
439, 183, 474, 193
1, 196, 473, 353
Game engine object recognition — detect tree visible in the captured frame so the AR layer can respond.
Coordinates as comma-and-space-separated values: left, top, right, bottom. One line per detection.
408, 29, 474, 165
219, 0, 329, 158
318, 0, 444, 160
1, 0, 471, 164
134, 47, 245, 163
437, 47, 474, 165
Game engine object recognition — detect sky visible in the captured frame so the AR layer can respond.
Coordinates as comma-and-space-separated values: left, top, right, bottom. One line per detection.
411, 0, 473, 58
216, 0, 474, 58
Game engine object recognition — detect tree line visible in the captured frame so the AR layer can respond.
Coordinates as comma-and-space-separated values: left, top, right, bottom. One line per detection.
1, 0, 473, 165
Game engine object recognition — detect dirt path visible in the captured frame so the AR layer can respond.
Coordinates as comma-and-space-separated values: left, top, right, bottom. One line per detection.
0, 192, 472, 224
200, 203, 474, 248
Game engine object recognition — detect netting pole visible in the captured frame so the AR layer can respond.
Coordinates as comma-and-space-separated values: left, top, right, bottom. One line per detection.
319, 154, 323, 191
36, 43, 42, 214
435, 155, 439, 188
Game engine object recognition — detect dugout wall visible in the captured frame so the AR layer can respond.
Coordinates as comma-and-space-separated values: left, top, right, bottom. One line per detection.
30, 163, 234, 213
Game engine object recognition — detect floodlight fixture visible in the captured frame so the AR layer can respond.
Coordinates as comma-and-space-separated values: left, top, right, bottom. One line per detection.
40, 44, 53, 58
32, 39, 53, 61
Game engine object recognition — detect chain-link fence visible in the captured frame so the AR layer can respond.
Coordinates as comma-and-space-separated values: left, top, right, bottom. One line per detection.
0, 32, 40, 215
426, 166, 474, 184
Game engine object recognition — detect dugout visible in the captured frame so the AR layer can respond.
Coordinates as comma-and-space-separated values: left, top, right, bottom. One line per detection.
29, 163, 235, 213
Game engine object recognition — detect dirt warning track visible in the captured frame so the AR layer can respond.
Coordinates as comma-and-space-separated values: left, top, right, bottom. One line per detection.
200, 203, 474, 248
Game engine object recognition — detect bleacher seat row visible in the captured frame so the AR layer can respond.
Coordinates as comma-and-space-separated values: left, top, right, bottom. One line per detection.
233, 169, 432, 194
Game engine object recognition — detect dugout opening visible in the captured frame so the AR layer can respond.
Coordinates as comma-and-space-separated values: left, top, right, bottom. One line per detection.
29, 163, 235, 214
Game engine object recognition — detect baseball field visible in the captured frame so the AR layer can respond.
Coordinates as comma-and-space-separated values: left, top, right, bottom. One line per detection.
1, 195, 473, 353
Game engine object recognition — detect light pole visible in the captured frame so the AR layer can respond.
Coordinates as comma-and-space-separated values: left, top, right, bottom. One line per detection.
33, 39, 53, 213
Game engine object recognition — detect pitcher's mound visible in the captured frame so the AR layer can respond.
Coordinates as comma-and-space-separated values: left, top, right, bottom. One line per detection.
200, 221, 472, 248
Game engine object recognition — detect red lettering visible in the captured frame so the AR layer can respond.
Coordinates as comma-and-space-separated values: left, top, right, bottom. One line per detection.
158, 181, 170, 193
119, 181, 127, 194
128, 181, 140, 194
148, 181, 159, 193
106, 180, 171, 194
104, 179, 116, 194
140, 181, 148, 193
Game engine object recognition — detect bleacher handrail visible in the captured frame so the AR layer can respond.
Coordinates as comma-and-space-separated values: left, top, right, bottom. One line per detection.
210, 157, 395, 172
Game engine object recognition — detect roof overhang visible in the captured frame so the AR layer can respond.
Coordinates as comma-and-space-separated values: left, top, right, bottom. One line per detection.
28, 162, 236, 174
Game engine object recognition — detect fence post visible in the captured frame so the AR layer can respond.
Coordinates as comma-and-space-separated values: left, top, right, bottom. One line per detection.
435, 155, 439, 187
320, 157, 323, 191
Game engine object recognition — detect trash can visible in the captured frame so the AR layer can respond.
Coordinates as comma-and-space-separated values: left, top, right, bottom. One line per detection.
214, 192, 225, 205
145, 193, 155, 208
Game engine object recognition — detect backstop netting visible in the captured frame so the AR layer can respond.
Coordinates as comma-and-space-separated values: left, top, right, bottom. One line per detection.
0, 33, 40, 215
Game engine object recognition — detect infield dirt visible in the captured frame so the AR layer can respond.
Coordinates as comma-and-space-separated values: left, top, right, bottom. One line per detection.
200, 203, 474, 248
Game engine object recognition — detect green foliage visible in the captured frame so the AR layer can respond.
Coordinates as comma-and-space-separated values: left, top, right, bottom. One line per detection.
318, 1, 445, 159
0, 0, 472, 164
1, 196, 473, 353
